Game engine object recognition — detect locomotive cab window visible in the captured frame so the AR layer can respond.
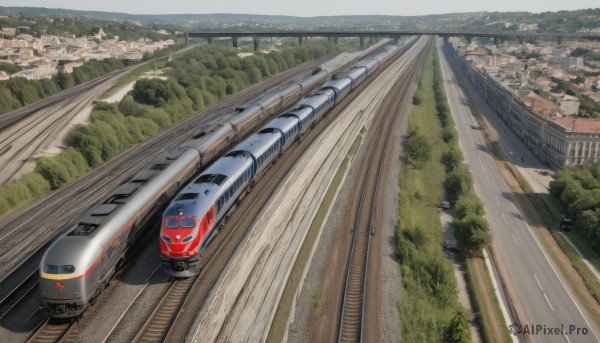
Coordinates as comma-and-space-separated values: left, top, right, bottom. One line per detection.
165, 218, 178, 228
45, 264, 75, 274
180, 218, 195, 228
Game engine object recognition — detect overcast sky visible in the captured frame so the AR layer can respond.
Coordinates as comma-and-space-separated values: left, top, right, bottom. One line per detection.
2, 1, 599, 17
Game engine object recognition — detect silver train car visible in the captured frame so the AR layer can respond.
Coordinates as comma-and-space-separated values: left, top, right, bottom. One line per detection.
160, 44, 401, 277
39, 145, 202, 317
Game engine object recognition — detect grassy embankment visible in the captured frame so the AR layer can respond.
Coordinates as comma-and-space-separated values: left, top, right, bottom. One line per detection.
397, 44, 511, 342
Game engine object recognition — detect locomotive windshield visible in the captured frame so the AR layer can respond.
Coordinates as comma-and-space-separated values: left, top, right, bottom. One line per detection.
45, 264, 75, 274
164, 217, 195, 228
180, 218, 195, 228
165, 218, 178, 228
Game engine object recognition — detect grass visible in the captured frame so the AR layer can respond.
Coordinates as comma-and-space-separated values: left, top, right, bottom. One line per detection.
396, 44, 476, 342
400, 46, 510, 342
311, 290, 321, 312
464, 258, 500, 343
102, 62, 160, 97
266, 133, 363, 343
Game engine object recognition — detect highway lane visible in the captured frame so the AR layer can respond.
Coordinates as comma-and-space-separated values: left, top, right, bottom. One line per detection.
437, 40, 598, 343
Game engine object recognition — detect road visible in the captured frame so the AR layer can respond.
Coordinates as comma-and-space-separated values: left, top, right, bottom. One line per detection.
438, 40, 599, 343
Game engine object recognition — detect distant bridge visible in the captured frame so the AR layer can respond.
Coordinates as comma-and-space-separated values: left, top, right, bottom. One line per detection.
185, 30, 600, 50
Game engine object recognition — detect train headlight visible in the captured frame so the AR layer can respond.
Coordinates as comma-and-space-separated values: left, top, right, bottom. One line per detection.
188, 250, 196, 256
162, 235, 172, 243
182, 235, 193, 243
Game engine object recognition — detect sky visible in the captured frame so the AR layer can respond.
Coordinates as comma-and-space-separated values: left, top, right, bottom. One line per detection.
1, 0, 599, 17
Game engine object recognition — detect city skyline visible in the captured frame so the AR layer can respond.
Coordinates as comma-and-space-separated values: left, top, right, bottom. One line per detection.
1, 1, 599, 17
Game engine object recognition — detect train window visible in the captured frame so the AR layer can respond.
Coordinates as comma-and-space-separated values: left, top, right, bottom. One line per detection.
61, 265, 75, 274
45, 265, 75, 274
165, 218, 178, 228
45, 264, 59, 274
207, 211, 212, 223
180, 218, 195, 228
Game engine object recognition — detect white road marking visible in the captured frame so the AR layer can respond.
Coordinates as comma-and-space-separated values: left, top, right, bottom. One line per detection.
544, 292, 555, 312
511, 232, 519, 247
495, 199, 500, 207
502, 213, 508, 225
533, 273, 543, 291
565, 334, 572, 343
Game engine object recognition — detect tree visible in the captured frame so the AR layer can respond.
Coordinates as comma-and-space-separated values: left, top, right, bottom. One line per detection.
65, 130, 104, 167
454, 196, 484, 220
53, 71, 74, 90
445, 166, 472, 204
452, 214, 492, 256
442, 146, 463, 172
412, 90, 423, 105
443, 310, 472, 343
406, 128, 432, 169
35, 156, 72, 189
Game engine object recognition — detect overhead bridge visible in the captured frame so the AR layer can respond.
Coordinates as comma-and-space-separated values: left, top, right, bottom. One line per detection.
185, 30, 600, 50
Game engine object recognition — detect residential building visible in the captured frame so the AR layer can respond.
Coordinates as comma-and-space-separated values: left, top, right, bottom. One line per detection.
447, 41, 600, 169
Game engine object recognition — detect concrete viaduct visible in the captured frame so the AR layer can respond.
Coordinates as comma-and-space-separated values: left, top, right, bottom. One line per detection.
184, 30, 600, 50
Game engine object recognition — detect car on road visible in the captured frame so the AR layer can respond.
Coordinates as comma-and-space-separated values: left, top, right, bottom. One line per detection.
440, 200, 450, 209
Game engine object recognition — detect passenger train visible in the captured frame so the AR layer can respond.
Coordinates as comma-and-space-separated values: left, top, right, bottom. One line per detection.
159, 45, 399, 277
38, 42, 399, 318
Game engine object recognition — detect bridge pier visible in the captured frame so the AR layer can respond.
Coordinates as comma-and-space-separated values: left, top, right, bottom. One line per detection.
443, 35, 449, 45
465, 35, 472, 44
232, 35, 238, 48
253, 37, 259, 51
557, 36, 563, 45
207, 37, 213, 44
333, 36, 338, 44
493, 36, 499, 45
370, 36, 374, 44
298, 36, 303, 45
185, 32, 189, 46
518, 36, 524, 45
360, 36, 364, 47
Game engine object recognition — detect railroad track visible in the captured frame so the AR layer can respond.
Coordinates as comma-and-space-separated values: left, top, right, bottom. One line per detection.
0, 56, 332, 286
0, 44, 397, 342
26, 319, 72, 343
0, 69, 124, 133
0, 50, 364, 342
100, 43, 415, 343
164, 41, 423, 343
0, 269, 38, 321
337, 38, 431, 343
0, 78, 119, 185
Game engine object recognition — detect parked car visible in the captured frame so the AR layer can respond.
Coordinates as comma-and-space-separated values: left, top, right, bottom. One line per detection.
444, 240, 458, 251
440, 201, 450, 209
